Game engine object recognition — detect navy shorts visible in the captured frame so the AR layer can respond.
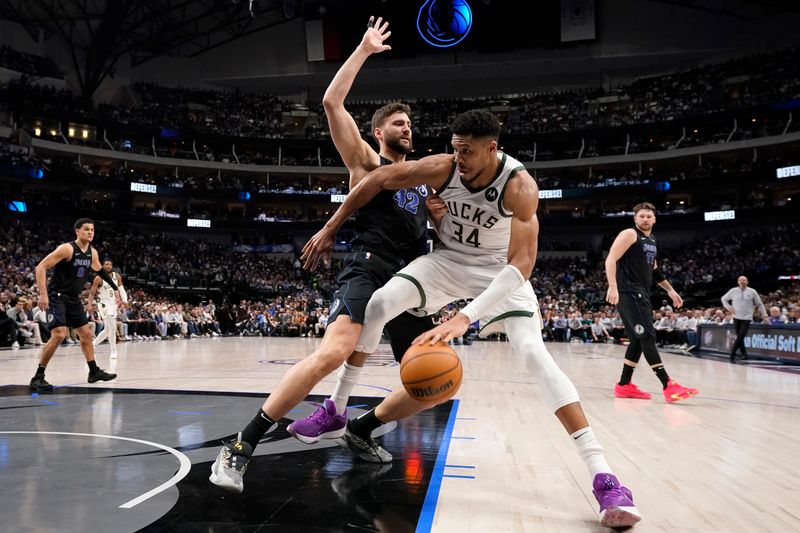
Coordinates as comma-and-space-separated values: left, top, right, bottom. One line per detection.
329, 250, 434, 362
48, 294, 88, 329
617, 292, 656, 339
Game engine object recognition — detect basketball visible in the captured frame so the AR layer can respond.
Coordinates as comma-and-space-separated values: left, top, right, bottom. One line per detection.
400, 342, 463, 402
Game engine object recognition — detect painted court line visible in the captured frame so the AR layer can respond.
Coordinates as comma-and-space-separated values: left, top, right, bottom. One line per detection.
0, 431, 191, 509
415, 399, 460, 533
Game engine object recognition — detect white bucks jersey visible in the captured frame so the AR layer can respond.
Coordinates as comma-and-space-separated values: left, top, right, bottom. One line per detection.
438, 152, 525, 265
97, 272, 119, 302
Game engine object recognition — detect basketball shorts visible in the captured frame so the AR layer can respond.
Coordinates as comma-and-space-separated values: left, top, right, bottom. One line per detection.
617, 292, 656, 339
49, 294, 88, 329
98, 300, 117, 320
393, 248, 539, 338
329, 249, 435, 362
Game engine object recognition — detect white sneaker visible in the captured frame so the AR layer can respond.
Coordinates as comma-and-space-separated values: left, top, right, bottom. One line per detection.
12, 341, 20, 348
110, 351, 118, 359
209, 433, 252, 493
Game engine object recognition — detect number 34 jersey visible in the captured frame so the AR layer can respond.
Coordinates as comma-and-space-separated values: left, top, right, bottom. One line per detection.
438, 152, 526, 266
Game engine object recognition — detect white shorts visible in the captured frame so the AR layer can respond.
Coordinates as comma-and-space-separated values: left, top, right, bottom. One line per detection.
99, 301, 118, 320
394, 249, 539, 337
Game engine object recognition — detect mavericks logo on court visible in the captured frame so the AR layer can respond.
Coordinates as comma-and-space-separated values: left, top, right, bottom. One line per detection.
410, 379, 454, 398
485, 187, 498, 202
634, 324, 645, 335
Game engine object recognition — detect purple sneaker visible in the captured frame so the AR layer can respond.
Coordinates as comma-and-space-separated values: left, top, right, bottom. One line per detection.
592, 473, 642, 528
287, 399, 347, 444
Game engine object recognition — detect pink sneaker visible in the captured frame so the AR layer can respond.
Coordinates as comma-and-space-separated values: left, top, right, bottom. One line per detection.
614, 382, 652, 400
663, 380, 699, 403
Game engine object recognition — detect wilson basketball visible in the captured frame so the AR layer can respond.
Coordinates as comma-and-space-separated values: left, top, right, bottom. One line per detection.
400, 342, 463, 402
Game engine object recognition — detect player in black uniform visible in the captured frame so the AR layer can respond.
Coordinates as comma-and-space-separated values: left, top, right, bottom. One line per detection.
605, 203, 698, 403
210, 17, 445, 493
29, 218, 119, 391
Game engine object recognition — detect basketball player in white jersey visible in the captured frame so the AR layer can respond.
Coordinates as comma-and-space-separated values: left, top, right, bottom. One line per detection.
87, 259, 127, 358
297, 110, 641, 528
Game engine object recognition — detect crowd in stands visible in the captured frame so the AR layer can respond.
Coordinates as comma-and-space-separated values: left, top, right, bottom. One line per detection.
1, 215, 797, 350
3, 45, 799, 154
0, 45, 63, 79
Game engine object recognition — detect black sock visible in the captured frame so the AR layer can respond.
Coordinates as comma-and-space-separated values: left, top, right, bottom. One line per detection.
652, 365, 670, 388
36, 365, 46, 377
349, 409, 385, 439
240, 409, 275, 450
619, 338, 642, 385
619, 364, 635, 386
87, 360, 99, 373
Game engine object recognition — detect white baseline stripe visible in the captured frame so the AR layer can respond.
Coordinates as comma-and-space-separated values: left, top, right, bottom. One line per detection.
0, 431, 192, 509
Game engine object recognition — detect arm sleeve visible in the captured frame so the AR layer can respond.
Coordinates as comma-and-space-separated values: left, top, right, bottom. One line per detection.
95, 268, 119, 291
653, 266, 667, 284
460, 265, 527, 323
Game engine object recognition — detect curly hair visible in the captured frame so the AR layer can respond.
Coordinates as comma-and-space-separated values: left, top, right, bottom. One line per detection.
451, 110, 501, 139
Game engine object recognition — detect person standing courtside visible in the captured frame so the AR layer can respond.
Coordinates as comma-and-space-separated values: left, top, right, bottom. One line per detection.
605, 203, 699, 403
721, 276, 767, 363
88, 258, 128, 359
29, 218, 119, 391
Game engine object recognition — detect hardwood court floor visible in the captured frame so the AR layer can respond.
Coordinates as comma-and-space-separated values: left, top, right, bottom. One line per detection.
2, 336, 799, 532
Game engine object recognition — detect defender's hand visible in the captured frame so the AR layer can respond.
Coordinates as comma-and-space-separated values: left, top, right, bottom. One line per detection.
301, 226, 336, 271
360, 16, 392, 55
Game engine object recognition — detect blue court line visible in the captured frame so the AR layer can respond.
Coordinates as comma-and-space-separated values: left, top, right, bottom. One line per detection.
348, 404, 368, 409
416, 398, 459, 533
443, 474, 475, 479
444, 464, 475, 469
451, 436, 476, 440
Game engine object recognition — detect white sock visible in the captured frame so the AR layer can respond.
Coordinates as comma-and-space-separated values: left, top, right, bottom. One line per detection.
329, 362, 362, 413
571, 427, 612, 478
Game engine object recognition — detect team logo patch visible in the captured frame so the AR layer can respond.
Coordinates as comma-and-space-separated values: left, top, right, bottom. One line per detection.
329, 298, 341, 316
485, 187, 499, 202
634, 324, 645, 335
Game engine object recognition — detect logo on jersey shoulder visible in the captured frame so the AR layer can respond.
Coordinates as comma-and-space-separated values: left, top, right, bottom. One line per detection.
485, 188, 499, 202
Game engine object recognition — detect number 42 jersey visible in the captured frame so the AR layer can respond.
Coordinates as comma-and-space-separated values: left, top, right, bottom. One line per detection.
438, 152, 526, 266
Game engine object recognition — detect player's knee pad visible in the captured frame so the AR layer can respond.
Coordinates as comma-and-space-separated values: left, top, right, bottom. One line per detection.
506, 317, 580, 412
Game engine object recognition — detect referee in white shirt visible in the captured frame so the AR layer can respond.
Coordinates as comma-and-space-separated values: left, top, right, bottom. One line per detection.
721, 276, 768, 363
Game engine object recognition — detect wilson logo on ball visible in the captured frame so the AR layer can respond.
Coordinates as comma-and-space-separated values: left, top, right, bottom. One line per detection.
410, 379, 454, 398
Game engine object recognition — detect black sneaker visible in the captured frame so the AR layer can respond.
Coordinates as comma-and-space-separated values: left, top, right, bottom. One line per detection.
88, 368, 117, 383
343, 422, 393, 463
29, 375, 54, 392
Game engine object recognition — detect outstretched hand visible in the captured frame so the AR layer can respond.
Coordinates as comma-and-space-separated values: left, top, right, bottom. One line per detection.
360, 16, 392, 55
301, 226, 336, 271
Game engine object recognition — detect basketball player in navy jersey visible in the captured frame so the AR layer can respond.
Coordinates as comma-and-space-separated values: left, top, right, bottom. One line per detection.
210, 16, 444, 490
606, 203, 698, 402
29, 218, 119, 391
